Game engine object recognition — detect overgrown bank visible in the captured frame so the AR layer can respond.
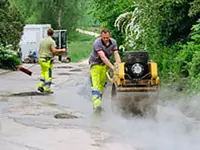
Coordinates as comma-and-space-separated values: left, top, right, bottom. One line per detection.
68, 32, 96, 62
0, 46, 22, 70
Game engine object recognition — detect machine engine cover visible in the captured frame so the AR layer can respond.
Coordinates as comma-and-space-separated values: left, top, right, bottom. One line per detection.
124, 51, 149, 79
124, 51, 148, 65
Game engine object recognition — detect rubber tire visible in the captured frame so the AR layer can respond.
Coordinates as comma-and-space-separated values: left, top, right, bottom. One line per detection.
111, 84, 120, 114
66, 57, 71, 63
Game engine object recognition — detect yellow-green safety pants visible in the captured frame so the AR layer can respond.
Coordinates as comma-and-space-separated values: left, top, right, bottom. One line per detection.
38, 58, 53, 92
90, 64, 108, 109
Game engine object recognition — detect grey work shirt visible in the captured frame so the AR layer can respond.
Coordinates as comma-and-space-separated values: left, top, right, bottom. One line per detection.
89, 37, 118, 67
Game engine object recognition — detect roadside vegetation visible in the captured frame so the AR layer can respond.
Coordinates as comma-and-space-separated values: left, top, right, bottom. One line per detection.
68, 32, 96, 62
0, 0, 23, 69
0, 46, 22, 70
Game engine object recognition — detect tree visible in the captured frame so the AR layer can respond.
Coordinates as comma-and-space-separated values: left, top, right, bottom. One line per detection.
90, 0, 133, 45
12, 0, 85, 35
0, 0, 24, 50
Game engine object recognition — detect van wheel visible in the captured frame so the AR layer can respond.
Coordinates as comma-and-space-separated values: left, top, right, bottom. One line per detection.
66, 57, 71, 63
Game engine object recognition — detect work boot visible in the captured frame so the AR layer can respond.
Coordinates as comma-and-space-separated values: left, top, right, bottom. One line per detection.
99, 92, 103, 100
95, 106, 103, 114
37, 87, 44, 93
43, 86, 53, 94
43, 90, 54, 95
93, 98, 102, 112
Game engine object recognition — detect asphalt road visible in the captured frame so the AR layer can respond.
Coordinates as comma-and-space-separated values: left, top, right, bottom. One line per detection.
0, 60, 200, 150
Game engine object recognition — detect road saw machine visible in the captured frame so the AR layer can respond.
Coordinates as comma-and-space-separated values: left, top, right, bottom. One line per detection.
107, 51, 160, 116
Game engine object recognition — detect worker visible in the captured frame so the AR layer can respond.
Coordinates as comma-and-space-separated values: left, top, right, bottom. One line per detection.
37, 28, 66, 94
89, 29, 121, 111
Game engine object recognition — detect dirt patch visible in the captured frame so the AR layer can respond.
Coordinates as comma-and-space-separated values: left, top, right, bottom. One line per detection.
57, 72, 72, 75
7, 104, 83, 117
91, 143, 101, 147
54, 113, 79, 119
41, 101, 57, 106
55, 66, 73, 69
70, 69, 82, 72
9, 91, 46, 97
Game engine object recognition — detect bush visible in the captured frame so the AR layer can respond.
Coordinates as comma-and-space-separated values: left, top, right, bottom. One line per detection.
0, 46, 22, 70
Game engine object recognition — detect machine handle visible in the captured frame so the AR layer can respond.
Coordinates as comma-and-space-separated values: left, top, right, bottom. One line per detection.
106, 71, 114, 84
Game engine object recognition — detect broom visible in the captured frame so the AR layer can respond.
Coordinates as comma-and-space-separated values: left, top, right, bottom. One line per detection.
8, 61, 32, 76
17, 66, 32, 76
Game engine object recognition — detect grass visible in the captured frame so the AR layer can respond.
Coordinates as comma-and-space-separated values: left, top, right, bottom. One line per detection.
68, 31, 96, 62
68, 41, 94, 62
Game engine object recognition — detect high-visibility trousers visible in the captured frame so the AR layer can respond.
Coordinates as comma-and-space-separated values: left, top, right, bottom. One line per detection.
90, 64, 108, 108
38, 58, 53, 91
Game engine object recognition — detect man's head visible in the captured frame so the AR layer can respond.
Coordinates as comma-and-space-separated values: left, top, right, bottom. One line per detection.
47, 28, 54, 36
101, 29, 111, 43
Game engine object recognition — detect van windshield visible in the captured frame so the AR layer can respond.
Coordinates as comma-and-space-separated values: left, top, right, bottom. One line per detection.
52, 32, 59, 48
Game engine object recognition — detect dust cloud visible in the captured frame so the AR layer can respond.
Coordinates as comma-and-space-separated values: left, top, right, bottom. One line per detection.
97, 87, 200, 150
78, 75, 200, 150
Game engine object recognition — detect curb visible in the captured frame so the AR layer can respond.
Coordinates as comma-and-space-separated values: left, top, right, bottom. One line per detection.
0, 64, 36, 76
0, 69, 14, 75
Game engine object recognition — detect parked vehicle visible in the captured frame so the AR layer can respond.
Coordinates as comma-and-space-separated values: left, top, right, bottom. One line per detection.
23, 50, 38, 63
53, 30, 71, 63
19, 24, 51, 63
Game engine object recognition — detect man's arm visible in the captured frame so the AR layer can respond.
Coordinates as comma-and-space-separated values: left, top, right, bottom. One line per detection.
97, 51, 114, 71
51, 46, 66, 54
113, 50, 121, 63
51, 40, 66, 53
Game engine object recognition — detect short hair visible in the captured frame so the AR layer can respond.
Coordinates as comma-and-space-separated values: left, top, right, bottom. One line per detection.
101, 29, 111, 35
47, 28, 54, 36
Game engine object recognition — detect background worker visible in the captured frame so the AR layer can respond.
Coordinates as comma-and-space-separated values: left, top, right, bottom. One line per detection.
89, 29, 121, 111
37, 28, 66, 94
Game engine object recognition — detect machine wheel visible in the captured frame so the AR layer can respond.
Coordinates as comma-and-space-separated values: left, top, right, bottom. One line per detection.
111, 84, 117, 113
111, 84, 116, 101
24, 58, 31, 63
58, 56, 62, 61
66, 57, 71, 63
145, 104, 157, 118
62, 57, 71, 63
111, 84, 122, 114
142, 92, 159, 118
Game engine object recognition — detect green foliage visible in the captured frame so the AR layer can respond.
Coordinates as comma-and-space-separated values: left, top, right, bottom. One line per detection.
188, 51, 200, 77
159, 20, 200, 94
115, 0, 199, 50
90, 0, 133, 45
0, 0, 24, 49
10, 0, 37, 23
68, 32, 94, 62
188, 0, 200, 17
68, 31, 95, 42
12, 0, 89, 36
0, 46, 22, 70
0, 0, 23, 69
175, 21, 200, 93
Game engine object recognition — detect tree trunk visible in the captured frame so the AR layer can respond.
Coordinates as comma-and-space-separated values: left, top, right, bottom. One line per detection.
57, 6, 62, 29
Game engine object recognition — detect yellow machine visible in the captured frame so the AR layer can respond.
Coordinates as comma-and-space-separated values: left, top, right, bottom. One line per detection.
107, 51, 160, 116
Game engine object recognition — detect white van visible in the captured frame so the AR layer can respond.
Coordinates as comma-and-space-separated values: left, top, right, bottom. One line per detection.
19, 24, 51, 62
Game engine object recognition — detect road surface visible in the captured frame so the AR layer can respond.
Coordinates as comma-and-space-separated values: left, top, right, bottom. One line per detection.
0, 60, 200, 150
